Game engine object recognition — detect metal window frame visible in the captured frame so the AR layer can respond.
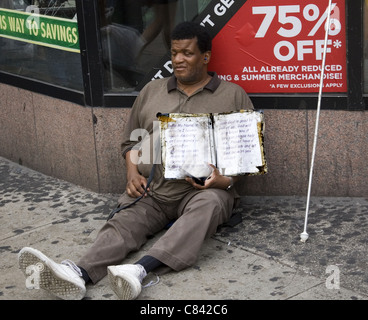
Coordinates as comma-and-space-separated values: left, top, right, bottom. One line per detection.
0, 0, 366, 110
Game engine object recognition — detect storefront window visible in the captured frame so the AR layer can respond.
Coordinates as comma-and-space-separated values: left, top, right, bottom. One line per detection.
364, 0, 368, 94
0, 0, 82, 91
99, 0, 211, 93
0, 0, 366, 108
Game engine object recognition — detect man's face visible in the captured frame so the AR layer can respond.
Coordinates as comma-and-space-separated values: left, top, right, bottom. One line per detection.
171, 37, 209, 85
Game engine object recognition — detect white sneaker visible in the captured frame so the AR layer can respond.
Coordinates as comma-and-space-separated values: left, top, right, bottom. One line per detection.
18, 247, 86, 300
107, 264, 147, 300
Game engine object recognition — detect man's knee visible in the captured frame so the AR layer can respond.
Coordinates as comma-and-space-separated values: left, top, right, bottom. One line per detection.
195, 189, 234, 210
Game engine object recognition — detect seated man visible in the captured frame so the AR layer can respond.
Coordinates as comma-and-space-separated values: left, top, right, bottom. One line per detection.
18, 21, 254, 300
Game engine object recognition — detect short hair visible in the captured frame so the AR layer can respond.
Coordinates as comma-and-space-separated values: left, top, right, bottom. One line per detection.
171, 21, 212, 53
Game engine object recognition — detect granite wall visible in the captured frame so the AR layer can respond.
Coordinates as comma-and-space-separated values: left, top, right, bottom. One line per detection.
1, 83, 367, 196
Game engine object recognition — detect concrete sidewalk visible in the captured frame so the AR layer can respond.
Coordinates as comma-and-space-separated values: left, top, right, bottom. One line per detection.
0, 156, 367, 300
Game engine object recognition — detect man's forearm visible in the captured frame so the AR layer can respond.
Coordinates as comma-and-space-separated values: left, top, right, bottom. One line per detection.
125, 150, 140, 178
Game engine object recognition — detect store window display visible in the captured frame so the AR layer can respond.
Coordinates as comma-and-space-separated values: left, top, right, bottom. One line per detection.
99, 0, 211, 92
0, 0, 83, 90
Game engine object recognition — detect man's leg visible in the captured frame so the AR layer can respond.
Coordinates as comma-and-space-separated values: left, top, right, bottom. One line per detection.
18, 194, 171, 300
78, 193, 170, 284
146, 188, 235, 271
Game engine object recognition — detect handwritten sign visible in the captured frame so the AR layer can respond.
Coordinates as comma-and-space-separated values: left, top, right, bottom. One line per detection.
161, 115, 214, 179
159, 111, 267, 179
213, 112, 263, 175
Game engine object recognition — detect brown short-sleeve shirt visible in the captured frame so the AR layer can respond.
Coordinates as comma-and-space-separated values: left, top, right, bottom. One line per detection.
121, 72, 254, 203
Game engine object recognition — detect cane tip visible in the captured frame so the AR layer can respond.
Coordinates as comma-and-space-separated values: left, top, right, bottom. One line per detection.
300, 232, 309, 242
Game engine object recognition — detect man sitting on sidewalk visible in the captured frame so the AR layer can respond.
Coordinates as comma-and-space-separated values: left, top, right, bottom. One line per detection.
18, 21, 254, 300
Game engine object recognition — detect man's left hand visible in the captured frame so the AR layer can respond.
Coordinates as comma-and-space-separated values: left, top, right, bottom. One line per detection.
185, 164, 234, 190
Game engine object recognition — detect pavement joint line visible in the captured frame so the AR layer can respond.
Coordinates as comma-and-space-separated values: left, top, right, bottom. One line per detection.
0, 218, 74, 242
214, 236, 368, 300
284, 282, 325, 300
213, 236, 298, 270
212, 236, 333, 299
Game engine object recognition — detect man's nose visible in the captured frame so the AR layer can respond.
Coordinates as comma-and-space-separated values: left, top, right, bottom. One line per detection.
172, 53, 184, 63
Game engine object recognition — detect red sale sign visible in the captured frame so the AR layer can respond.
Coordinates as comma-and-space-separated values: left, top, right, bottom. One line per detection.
208, 0, 347, 93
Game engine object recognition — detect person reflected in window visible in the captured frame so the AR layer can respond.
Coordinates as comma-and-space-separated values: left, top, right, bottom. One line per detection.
140, 0, 178, 50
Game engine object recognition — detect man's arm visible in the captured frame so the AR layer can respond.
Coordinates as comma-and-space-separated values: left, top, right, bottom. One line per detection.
125, 150, 149, 198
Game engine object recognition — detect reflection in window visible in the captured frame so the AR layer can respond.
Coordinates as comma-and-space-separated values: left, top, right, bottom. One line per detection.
100, 0, 211, 93
0, 0, 82, 91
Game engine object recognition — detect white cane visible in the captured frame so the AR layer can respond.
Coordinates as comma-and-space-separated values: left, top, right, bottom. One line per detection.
300, 0, 333, 242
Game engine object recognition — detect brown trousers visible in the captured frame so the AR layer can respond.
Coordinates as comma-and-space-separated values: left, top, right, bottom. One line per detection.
78, 188, 235, 284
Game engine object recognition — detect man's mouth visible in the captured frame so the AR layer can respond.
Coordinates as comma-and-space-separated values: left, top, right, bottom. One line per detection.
174, 66, 186, 72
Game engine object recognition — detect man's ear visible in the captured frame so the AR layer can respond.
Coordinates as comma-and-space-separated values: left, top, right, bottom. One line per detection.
204, 51, 211, 64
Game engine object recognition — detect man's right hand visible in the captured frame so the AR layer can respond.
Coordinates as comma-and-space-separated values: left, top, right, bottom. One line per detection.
125, 150, 149, 198
126, 173, 149, 198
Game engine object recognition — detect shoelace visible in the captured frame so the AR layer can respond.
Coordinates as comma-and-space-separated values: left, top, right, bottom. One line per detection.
61, 259, 83, 277
142, 274, 160, 288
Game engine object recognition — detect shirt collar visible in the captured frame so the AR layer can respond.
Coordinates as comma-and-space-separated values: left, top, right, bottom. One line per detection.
167, 72, 220, 93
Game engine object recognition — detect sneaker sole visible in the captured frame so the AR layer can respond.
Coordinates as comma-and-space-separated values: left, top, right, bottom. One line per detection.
18, 247, 85, 300
107, 266, 141, 300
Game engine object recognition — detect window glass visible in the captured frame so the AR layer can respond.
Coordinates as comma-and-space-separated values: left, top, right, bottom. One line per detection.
0, 0, 82, 91
364, 0, 368, 94
100, 0, 211, 93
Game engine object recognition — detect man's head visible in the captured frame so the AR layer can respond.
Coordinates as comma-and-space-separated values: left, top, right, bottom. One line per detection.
171, 21, 212, 53
170, 22, 212, 85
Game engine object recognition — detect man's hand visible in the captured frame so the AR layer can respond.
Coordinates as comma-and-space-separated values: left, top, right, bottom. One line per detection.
125, 150, 149, 198
126, 172, 149, 198
185, 164, 236, 190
